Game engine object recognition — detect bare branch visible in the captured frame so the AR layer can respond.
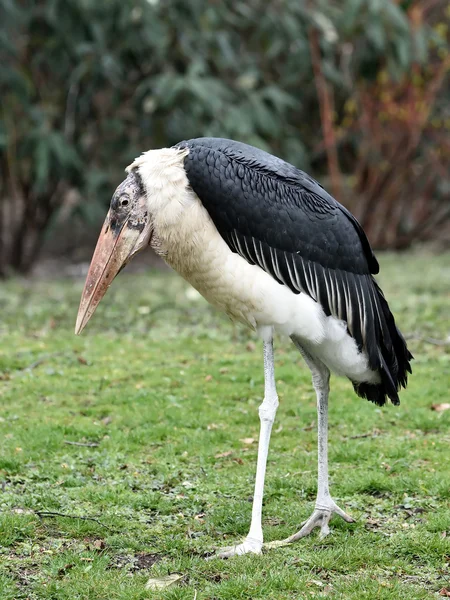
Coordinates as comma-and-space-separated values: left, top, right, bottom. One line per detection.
64, 441, 100, 448
35, 510, 116, 533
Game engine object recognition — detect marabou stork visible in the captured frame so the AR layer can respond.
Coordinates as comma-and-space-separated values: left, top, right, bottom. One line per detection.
75, 138, 412, 558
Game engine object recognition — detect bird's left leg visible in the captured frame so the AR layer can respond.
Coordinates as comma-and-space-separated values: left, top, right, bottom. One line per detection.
282, 340, 354, 542
209, 337, 279, 558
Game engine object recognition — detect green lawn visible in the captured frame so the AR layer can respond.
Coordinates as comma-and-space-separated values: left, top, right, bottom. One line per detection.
0, 252, 449, 599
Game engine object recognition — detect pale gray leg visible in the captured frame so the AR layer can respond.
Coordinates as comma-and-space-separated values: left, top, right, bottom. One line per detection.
284, 338, 354, 541
210, 337, 279, 558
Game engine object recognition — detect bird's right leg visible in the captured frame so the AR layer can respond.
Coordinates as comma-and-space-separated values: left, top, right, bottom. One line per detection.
208, 337, 279, 559
278, 339, 354, 543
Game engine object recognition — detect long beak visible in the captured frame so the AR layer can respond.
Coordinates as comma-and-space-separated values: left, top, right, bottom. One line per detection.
75, 212, 142, 334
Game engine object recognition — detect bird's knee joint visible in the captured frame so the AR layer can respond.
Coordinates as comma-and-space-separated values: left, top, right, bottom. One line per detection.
259, 411, 275, 424
259, 396, 278, 422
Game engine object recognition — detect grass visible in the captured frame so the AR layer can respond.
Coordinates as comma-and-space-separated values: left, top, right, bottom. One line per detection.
0, 251, 449, 599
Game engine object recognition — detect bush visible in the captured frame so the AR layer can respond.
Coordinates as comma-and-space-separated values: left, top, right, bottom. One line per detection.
1, 0, 448, 274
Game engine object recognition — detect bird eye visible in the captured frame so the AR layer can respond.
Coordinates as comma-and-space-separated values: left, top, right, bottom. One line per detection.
121, 198, 129, 207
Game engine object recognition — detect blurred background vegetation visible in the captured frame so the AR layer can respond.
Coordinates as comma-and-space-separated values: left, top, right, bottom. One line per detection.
1, 0, 449, 276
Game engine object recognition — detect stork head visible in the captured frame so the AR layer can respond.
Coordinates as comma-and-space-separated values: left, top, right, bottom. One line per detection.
75, 170, 152, 334
75, 146, 190, 335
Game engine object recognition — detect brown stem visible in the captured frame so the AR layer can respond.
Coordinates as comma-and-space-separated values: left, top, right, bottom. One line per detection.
308, 27, 342, 200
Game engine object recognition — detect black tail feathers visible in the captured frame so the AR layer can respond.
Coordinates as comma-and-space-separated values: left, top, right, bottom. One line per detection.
353, 279, 413, 407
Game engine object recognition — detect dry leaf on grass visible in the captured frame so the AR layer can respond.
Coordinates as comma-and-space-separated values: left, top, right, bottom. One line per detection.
308, 580, 325, 587
239, 437, 255, 445
214, 450, 233, 458
431, 403, 450, 412
439, 588, 450, 597
145, 574, 183, 590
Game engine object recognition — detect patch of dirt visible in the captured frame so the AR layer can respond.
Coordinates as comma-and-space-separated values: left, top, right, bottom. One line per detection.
108, 552, 161, 572
136, 552, 161, 570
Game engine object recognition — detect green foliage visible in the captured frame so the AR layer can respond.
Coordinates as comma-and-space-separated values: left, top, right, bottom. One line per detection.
0, 253, 449, 598
0, 0, 446, 273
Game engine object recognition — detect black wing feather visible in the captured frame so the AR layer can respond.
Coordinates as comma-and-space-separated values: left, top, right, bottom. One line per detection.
175, 137, 412, 406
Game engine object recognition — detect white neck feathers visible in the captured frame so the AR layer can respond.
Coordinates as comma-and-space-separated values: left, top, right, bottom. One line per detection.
127, 147, 194, 228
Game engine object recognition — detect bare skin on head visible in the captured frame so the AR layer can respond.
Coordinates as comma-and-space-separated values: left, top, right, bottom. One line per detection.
75, 172, 153, 335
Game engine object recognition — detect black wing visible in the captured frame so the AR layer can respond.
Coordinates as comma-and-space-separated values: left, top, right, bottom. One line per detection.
175, 137, 412, 406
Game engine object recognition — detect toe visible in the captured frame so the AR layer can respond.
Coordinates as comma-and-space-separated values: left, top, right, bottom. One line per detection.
207, 539, 262, 559
284, 510, 325, 543
264, 539, 290, 550
319, 519, 331, 539
332, 503, 355, 523
297, 516, 320, 538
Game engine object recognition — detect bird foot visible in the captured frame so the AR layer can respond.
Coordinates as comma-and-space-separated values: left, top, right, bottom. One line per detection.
264, 500, 354, 549
284, 500, 355, 542
206, 536, 262, 560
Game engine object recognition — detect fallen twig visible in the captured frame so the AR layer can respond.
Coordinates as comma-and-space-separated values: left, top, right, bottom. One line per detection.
349, 429, 381, 439
20, 352, 65, 371
35, 510, 115, 532
64, 440, 99, 447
